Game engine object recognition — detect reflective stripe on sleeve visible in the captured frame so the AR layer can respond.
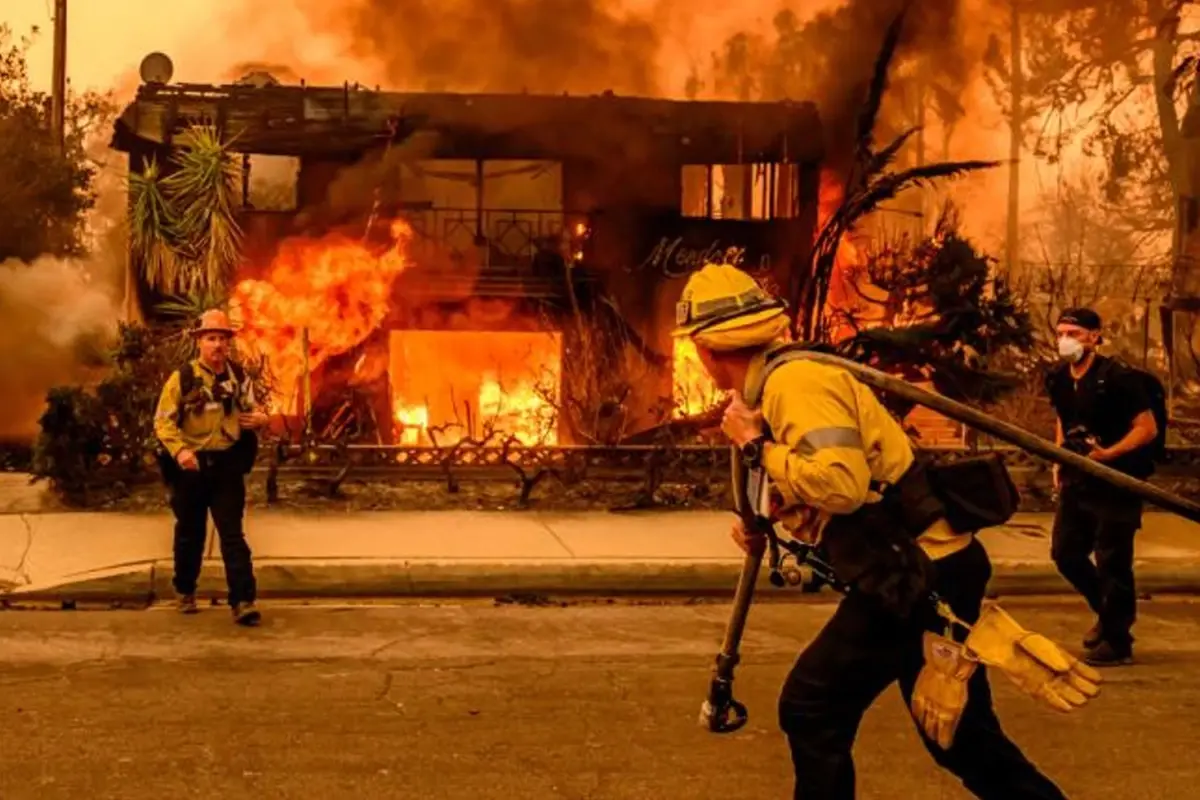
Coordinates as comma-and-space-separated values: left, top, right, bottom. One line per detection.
796, 426, 863, 456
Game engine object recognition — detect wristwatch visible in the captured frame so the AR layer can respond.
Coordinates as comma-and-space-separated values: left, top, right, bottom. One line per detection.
740, 435, 768, 468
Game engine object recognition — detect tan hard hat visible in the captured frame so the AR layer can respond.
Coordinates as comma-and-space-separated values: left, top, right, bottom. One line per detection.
191, 309, 237, 337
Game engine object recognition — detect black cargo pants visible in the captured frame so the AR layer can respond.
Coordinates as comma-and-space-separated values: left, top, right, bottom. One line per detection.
1052, 483, 1141, 649
777, 537, 1065, 800
168, 450, 257, 606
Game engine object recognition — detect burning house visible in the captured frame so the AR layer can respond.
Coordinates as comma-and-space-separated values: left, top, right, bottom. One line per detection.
110, 61, 824, 447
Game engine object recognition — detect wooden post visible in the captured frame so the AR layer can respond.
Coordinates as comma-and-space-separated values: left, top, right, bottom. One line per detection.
301, 327, 312, 437
1006, 0, 1023, 276
51, 0, 67, 152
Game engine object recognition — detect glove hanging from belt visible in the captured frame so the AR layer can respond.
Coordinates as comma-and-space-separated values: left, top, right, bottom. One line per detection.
910, 601, 1103, 750
963, 602, 1103, 711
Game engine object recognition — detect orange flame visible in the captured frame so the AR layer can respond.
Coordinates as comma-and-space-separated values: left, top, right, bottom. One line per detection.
389, 331, 560, 446
817, 174, 866, 342
230, 220, 413, 412
672, 338, 726, 418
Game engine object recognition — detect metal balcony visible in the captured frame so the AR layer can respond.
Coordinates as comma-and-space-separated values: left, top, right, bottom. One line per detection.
395, 207, 594, 300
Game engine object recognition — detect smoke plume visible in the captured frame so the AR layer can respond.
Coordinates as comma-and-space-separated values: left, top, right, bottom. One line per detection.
213, 0, 992, 159
0, 256, 121, 442
291, 0, 667, 96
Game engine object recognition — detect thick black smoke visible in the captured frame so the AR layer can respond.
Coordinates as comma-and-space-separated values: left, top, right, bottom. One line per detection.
296, 0, 666, 96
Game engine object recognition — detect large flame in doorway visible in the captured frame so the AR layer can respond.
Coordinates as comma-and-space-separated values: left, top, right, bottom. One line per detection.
390, 330, 561, 446
230, 220, 413, 412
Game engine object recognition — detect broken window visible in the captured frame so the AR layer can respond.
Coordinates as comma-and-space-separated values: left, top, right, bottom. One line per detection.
239, 155, 300, 211
680, 163, 800, 220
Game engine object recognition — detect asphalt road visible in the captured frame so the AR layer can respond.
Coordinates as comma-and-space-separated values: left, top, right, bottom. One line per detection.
0, 597, 1197, 800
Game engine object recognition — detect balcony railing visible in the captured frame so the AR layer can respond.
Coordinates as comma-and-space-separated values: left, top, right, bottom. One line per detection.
394, 206, 594, 299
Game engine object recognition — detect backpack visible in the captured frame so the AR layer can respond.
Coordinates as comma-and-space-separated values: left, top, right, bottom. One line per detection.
1097, 358, 1169, 464
154, 361, 258, 482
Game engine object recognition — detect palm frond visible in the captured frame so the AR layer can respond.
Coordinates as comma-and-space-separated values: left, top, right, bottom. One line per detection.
155, 288, 229, 323
865, 126, 921, 178
128, 157, 189, 292
161, 125, 244, 293
839, 160, 999, 225
855, 5, 909, 163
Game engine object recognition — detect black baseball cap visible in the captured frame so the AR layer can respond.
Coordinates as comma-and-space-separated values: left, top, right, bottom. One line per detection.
1057, 307, 1102, 331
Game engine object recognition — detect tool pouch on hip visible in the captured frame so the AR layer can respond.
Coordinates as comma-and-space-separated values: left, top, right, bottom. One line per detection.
925, 452, 1019, 533
819, 461, 946, 618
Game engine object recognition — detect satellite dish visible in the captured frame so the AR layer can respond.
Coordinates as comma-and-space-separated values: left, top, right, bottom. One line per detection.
139, 52, 174, 85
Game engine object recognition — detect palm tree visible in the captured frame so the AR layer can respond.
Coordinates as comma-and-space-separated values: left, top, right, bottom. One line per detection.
794, 8, 1000, 341
127, 125, 243, 298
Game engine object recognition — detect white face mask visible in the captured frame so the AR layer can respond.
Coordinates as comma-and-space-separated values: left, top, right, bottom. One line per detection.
1057, 336, 1085, 363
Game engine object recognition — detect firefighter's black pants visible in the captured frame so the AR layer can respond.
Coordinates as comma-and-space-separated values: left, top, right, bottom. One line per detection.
168, 450, 257, 606
778, 537, 1065, 800
1052, 484, 1140, 650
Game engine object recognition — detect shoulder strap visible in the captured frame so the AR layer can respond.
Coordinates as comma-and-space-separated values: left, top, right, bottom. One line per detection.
178, 362, 196, 396
173, 362, 197, 425
744, 343, 826, 409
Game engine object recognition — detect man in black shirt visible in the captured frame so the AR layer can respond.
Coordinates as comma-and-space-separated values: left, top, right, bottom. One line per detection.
1045, 307, 1158, 666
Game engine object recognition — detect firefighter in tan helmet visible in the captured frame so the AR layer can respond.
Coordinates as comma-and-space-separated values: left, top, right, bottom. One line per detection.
154, 309, 267, 626
675, 263, 1099, 799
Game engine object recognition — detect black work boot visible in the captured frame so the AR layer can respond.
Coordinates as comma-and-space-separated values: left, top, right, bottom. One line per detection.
177, 594, 199, 615
1083, 621, 1103, 649
1085, 640, 1133, 667
232, 601, 261, 627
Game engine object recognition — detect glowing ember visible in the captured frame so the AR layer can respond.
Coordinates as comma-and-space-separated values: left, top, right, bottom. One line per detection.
389, 331, 561, 446
673, 338, 726, 417
230, 219, 413, 412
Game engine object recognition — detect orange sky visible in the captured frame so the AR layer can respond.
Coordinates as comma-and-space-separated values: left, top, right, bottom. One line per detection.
8, 0, 218, 94
6, 0, 854, 96
2, 0, 1086, 255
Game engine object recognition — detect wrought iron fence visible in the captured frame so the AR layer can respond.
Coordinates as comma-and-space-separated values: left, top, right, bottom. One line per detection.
269, 442, 1200, 478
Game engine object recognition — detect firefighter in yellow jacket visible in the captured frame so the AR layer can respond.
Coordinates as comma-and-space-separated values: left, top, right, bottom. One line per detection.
675, 264, 1099, 800
154, 309, 267, 626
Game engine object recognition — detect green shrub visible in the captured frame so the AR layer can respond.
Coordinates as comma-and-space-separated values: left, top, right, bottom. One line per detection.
31, 386, 107, 503
31, 319, 276, 505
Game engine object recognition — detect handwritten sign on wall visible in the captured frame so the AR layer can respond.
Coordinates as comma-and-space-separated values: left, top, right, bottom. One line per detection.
630, 218, 778, 279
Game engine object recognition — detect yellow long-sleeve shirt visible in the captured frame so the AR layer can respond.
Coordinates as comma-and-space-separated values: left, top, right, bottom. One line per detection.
747, 346, 972, 561
154, 359, 256, 458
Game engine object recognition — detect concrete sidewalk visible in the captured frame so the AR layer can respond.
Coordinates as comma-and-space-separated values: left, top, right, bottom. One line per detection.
2, 507, 1200, 604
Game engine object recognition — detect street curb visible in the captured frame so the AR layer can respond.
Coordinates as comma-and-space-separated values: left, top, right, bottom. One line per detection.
4, 558, 1200, 606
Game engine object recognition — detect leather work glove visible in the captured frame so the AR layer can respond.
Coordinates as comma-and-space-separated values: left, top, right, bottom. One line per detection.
963, 603, 1103, 712
911, 631, 979, 750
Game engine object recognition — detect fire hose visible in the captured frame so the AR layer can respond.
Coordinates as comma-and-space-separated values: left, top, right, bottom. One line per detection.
700, 350, 1200, 734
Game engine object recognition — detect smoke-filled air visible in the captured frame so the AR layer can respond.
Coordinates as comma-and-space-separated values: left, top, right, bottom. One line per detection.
2, 0, 1195, 449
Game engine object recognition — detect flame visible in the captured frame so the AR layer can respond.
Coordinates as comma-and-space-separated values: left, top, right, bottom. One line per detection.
394, 403, 429, 445
230, 219, 413, 412
479, 376, 557, 445
672, 338, 727, 417
389, 331, 560, 446
817, 174, 868, 342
